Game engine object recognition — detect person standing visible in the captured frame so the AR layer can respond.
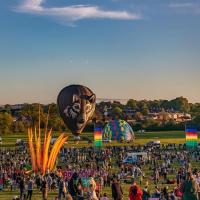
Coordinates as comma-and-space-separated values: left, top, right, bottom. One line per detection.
111, 177, 123, 200
41, 177, 48, 200
129, 180, 143, 200
77, 178, 84, 200
142, 185, 150, 200
181, 172, 199, 200
68, 172, 79, 199
19, 177, 25, 200
154, 169, 159, 185
35, 174, 41, 190
88, 176, 98, 200
47, 175, 52, 191
195, 171, 200, 200
27, 177, 34, 200
58, 177, 66, 200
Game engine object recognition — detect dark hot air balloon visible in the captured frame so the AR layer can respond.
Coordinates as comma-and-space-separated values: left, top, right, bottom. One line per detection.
57, 85, 96, 136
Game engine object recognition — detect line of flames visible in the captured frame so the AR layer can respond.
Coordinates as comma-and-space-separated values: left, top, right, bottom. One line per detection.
27, 127, 68, 176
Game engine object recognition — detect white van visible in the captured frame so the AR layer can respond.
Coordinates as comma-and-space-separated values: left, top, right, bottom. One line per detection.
123, 152, 148, 164
16, 139, 25, 145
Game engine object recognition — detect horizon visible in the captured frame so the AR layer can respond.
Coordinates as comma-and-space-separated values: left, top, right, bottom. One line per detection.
0, 0, 200, 104
0, 96, 199, 106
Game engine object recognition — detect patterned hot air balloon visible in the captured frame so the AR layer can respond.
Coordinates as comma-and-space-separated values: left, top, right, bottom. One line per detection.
57, 85, 96, 136
103, 120, 135, 142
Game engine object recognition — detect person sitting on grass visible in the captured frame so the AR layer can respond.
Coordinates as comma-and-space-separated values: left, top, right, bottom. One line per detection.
100, 193, 109, 200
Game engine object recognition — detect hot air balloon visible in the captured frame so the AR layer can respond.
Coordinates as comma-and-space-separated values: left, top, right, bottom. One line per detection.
103, 120, 135, 142
57, 85, 96, 136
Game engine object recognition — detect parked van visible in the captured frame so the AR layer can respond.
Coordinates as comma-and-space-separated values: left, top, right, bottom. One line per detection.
123, 152, 148, 164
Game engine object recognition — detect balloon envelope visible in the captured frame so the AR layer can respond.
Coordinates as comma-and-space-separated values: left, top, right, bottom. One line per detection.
57, 85, 96, 136
103, 120, 135, 142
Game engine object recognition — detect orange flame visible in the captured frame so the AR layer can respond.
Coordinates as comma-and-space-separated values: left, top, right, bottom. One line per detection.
27, 128, 67, 176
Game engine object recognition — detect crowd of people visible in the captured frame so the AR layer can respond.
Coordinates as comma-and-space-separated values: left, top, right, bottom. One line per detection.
0, 142, 200, 200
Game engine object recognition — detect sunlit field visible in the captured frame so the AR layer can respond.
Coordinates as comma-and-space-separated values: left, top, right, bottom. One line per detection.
1, 130, 199, 148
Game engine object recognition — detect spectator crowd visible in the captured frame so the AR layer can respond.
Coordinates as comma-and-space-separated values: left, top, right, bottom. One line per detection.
0, 143, 200, 200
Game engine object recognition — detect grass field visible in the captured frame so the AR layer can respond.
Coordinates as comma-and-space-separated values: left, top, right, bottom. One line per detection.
0, 130, 200, 199
1, 130, 200, 148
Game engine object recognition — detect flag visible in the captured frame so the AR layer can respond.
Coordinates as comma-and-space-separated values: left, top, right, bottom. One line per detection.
186, 128, 198, 149
94, 127, 102, 147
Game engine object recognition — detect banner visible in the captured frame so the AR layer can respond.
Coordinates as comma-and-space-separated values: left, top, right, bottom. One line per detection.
94, 127, 102, 147
186, 128, 198, 149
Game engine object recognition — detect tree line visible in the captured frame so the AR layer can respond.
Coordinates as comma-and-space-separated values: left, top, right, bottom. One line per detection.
0, 103, 66, 134
0, 96, 200, 134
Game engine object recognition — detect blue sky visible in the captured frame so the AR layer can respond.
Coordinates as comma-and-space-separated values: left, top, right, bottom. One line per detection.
0, 0, 200, 104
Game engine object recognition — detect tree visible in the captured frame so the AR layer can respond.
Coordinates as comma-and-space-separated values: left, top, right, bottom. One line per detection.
148, 100, 161, 111
142, 118, 160, 129
142, 108, 149, 116
4, 104, 11, 114
19, 104, 46, 127
193, 115, 200, 127
126, 99, 137, 110
44, 103, 66, 131
111, 107, 123, 119
12, 121, 25, 133
141, 103, 149, 116
0, 112, 13, 134
48, 116, 66, 131
190, 103, 200, 116
134, 112, 143, 121
112, 101, 124, 110
170, 97, 190, 113
160, 100, 171, 111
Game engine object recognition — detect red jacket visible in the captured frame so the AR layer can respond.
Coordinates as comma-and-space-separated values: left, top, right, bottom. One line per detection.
129, 185, 143, 200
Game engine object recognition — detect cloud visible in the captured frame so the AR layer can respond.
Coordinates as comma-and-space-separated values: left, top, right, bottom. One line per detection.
169, 3, 200, 14
15, 0, 141, 25
169, 3, 196, 8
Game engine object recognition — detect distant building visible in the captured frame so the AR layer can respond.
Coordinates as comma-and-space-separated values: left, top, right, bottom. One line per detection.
148, 112, 192, 123
123, 108, 135, 117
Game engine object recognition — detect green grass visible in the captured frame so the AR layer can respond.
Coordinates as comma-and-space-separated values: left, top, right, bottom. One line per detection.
1, 130, 199, 148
